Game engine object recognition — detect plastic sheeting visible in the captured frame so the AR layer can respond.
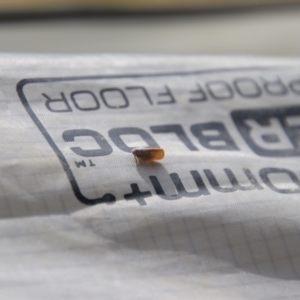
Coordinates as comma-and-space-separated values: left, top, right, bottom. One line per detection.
0, 54, 300, 299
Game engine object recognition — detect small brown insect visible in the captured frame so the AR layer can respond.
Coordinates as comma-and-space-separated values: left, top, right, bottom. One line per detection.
132, 147, 165, 163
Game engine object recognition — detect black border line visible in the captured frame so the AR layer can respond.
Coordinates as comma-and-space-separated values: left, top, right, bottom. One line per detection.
16, 66, 290, 205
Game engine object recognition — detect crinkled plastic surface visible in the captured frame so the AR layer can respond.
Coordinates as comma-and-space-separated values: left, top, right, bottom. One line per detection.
0, 54, 300, 299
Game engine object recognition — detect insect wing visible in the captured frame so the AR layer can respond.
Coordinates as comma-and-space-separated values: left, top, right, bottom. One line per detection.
132, 147, 164, 162
148, 148, 164, 161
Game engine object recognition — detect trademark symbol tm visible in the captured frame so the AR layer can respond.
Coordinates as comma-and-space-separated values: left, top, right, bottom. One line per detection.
75, 159, 96, 168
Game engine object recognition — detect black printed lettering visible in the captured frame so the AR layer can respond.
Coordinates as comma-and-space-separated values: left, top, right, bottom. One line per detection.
89, 160, 96, 167
150, 124, 198, 151
231, 106, 300, 157
191, 122, 239, 151
204, 168, 262, 193
262, 77, 288, 96
125, 86, 153, 105
170, 171, 210, 197
149, 175, 182, 200
259, 168, 300, 193
189, 83, 207, 102
70, 90, 100, 111
149, 170, 210, 200
289, 79, 300, 94
206, 80, 233, 100
75, 160, 86, 168
124, 183, 152, 205
157, 85, 176, 105
234, 78, 261, 98
19, 67, 300, 207
100, 88, 129, 108
62, 129, 113, 157
42, 92, 72, 113
109, 127, 159, 152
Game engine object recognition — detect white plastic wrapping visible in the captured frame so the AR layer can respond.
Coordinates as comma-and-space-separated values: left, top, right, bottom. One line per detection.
0, 54, 300, 299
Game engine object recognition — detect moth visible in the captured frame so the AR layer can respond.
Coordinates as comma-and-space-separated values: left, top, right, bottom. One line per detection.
132, 147, 165, 163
